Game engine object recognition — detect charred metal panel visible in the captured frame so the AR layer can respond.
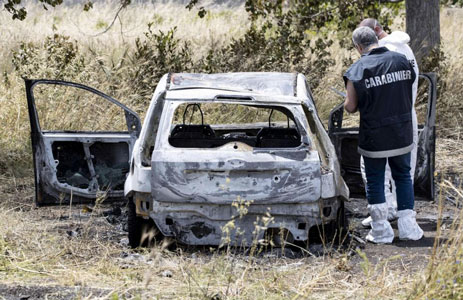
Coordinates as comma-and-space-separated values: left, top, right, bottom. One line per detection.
296, 74, 349, 202
328, 129, 365, 196
321, 173, 336, 198
150, 198, 341, 246
413, 73, 437, 200
90, 142, 130, 191
25, 79, 140, 205
150, 100, 326, 205
300, 104, 350, 201
33, 133, 135, 204
151, 147, 321, 204
124, 76, 168, 198
169, 72, 297, 97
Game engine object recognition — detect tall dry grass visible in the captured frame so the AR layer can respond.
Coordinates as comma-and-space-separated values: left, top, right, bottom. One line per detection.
0, 183, 419, 299
0, 1, 248, 69
0, 2, 463, 299
407, 180, 463, 299
1, 1, 249, 175
1, 2, 462, 175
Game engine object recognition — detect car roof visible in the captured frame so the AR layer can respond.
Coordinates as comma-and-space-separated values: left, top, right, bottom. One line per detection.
167, 72, 298, 99
165, 89, 302, 105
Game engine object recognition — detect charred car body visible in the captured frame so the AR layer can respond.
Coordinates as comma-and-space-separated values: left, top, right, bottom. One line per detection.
125, 73, 349, 247
25, 72, 436, 248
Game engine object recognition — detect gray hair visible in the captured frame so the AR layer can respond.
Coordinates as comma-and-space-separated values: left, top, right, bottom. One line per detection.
352, 26, 378, 49
359, 18, 382, 31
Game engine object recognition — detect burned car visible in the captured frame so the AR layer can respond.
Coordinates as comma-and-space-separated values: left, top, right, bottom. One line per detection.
124, 73, 349, 247
25, 72, 436, 248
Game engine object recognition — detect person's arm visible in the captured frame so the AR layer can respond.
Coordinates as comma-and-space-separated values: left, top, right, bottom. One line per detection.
344, 80, 358, 113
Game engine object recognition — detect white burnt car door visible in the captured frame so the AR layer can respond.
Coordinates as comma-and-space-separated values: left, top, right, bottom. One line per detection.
327, 73, 437, 200
25, 79, 141, 205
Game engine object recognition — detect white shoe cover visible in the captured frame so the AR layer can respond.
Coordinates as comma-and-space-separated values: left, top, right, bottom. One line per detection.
365, 203, 394, 244
361, 216, 372, 228
397, 209, 424, 240
385, 188, 398, 220
361, 209, 397, 229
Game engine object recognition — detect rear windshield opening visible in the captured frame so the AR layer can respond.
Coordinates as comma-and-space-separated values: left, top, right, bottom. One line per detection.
168, 103, 302, 149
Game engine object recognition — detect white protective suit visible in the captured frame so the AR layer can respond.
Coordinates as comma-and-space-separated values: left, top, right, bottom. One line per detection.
361, 31, 419, 225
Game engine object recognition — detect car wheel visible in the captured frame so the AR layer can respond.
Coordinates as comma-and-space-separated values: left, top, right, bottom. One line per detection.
339, 200, 349, 227
127, 197, 159, 248
309, 201, 349, 245
330, 200, 349, 244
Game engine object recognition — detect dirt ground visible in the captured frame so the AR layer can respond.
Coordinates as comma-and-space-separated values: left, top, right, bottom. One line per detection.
0, 179, 456, 300
346, 197, 451, 270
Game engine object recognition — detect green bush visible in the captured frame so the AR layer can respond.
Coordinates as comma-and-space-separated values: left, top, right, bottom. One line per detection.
128, 25, 194, 104
12, 34, 86, 80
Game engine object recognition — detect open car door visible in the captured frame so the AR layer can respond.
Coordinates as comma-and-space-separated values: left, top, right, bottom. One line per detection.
25, 80, 141, 205
328, 73, 437, 200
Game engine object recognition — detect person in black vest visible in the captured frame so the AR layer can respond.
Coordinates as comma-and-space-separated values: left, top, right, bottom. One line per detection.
343, 26, 423, 243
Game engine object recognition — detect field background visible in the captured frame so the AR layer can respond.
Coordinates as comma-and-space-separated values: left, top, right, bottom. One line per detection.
1, 1, 463, 299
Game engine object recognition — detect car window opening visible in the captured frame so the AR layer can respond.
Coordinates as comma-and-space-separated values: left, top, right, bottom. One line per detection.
33, 83, 129, 132
168, 103, 302, 149
52, 141, 130, 191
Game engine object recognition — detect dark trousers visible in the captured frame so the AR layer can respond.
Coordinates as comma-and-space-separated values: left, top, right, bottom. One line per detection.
363, 152, 414, 211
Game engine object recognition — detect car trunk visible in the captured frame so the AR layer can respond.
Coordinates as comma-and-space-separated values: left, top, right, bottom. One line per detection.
151, 145, 322, 205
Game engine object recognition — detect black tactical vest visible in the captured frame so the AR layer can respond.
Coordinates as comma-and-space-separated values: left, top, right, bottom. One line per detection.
343, 47, 416, 158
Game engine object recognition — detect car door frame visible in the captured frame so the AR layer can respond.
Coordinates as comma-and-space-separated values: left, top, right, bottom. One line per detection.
26, 79, 141, 205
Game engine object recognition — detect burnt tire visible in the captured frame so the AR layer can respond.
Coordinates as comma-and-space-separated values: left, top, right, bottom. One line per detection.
336, 201, 349, 239
329, 201, 349, 245
127, 198, 159, 248
308, 201, 349, 245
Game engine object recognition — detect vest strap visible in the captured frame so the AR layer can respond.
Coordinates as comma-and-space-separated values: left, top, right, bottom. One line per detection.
358, 143, 414, 158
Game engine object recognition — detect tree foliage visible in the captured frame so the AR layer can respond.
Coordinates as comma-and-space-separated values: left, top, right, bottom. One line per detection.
441, 0, 463, 6
130, 26, 194, 101
3, 0, 130, 20
194, 0, 402, 87
4, 0, 63, 20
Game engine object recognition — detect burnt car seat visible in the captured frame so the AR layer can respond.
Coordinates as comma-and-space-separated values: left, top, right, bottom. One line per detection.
169, 103, 216, 147
256, 127, 301, 148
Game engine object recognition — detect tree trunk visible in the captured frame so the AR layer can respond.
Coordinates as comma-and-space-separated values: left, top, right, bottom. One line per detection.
405, 0, 440, 65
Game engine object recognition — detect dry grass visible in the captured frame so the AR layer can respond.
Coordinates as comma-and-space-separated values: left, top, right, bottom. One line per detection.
0, 1, 250, 175
434, 7, 463, 174
1, 174, 451, 299
407, 179, 463, 300
0, 1, 248, 69
1, 2, 463, 299
0, 176, 418, 299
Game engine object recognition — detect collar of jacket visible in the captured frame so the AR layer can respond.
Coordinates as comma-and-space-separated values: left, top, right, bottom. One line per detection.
362, 46, 389, 57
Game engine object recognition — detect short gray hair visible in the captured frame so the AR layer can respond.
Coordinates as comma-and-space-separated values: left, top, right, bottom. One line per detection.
352, 26, 378, 48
